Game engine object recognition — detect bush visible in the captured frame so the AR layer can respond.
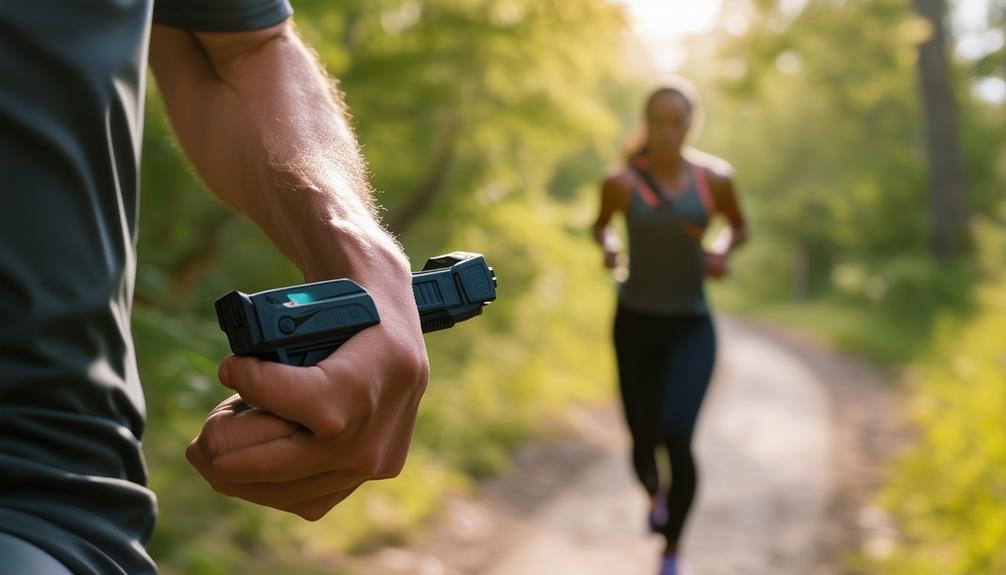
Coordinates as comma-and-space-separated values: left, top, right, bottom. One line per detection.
869, 222, 1006, 574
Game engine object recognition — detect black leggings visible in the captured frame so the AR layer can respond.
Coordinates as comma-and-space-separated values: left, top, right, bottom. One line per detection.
613, 305, 716, 548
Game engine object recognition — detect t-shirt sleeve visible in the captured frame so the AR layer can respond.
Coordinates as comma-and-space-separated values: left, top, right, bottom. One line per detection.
153, 0, 293, 32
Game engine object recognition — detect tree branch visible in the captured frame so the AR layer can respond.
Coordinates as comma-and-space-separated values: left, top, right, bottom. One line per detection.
388, 115, 460, 235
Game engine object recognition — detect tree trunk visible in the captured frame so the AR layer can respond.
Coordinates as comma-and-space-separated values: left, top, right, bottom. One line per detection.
914, 0, 970, 262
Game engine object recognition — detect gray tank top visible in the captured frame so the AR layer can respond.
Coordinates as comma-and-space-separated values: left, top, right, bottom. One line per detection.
619, 160, 715, 316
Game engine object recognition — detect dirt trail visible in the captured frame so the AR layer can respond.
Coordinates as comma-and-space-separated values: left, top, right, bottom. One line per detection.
353, 317, 908, 575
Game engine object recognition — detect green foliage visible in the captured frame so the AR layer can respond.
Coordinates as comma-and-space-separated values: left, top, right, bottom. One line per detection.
699, 0, 931, 265
865, 221, 1006, 574
692, 7, 1003, 566
295, 0, 628, 231
691, 0, 1002, 362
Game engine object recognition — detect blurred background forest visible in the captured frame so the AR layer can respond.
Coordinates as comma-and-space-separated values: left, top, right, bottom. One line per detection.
135, 0, 1005, 573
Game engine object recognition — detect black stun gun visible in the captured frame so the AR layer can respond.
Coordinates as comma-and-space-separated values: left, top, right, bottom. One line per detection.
215, 252, 497, 367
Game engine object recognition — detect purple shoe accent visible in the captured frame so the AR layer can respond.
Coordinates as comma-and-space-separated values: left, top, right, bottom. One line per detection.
659, 554, 678, 575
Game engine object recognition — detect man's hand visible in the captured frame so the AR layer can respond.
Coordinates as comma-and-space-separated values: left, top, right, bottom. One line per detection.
187, 241, 429, 520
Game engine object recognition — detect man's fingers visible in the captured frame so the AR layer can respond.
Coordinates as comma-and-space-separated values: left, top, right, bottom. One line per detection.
190, 438, 364, 519
188, 438, 362, 515
221, 352, 382, 439
193, 298, 427, 517
186, 437, 214, 481
286, 485, 362, 521
207, 430, 327, 483
219, 355, 338, 431
195, 404, 302, 459
202, 470, 365, 511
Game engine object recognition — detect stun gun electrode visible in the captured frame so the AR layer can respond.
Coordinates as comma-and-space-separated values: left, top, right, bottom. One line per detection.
215, 252, 497, 367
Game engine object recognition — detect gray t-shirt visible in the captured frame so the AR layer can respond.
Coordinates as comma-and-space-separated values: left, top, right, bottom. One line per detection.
0, 1, 291, 573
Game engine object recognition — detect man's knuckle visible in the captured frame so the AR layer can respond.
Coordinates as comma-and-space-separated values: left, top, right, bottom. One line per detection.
391, 348, 429, 391
313, 410, 348, 439
343, 376, 373, 409
198, 430, 228, 460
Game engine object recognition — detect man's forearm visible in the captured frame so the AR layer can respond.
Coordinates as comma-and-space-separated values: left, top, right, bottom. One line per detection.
150, 22, 399, 282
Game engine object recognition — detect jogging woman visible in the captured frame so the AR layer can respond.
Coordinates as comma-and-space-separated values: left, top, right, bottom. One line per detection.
592, 83, 748, 575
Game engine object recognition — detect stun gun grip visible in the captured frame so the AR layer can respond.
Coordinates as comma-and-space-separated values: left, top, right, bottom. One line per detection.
215, 252, 497, 367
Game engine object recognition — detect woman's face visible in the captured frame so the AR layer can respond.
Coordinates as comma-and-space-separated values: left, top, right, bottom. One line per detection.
646, 92, 692, 156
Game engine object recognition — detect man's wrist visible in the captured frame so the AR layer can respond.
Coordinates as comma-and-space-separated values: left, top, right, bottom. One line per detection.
255, 169, 401, 282
297, 213, 410, 288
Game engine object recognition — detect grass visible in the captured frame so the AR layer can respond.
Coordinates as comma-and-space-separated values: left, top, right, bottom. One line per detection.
711, 293, 937, 365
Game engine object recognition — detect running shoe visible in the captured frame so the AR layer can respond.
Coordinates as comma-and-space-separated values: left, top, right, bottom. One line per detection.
658, 554, 679, 575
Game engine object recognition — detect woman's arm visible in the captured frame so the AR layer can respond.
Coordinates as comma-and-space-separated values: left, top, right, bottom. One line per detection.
696, 159, 747, 279
708, 166, 748, 255
592, 174, 631, 269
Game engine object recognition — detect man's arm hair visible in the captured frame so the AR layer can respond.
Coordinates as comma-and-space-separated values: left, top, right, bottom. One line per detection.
149, 21, 395, 282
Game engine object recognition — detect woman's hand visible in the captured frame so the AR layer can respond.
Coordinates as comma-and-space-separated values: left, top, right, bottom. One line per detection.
603, 248, 621, 270
703, 251, 730, 279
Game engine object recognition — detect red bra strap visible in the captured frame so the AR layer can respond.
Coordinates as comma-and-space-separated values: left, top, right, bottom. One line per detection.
634, 174, 662, 209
